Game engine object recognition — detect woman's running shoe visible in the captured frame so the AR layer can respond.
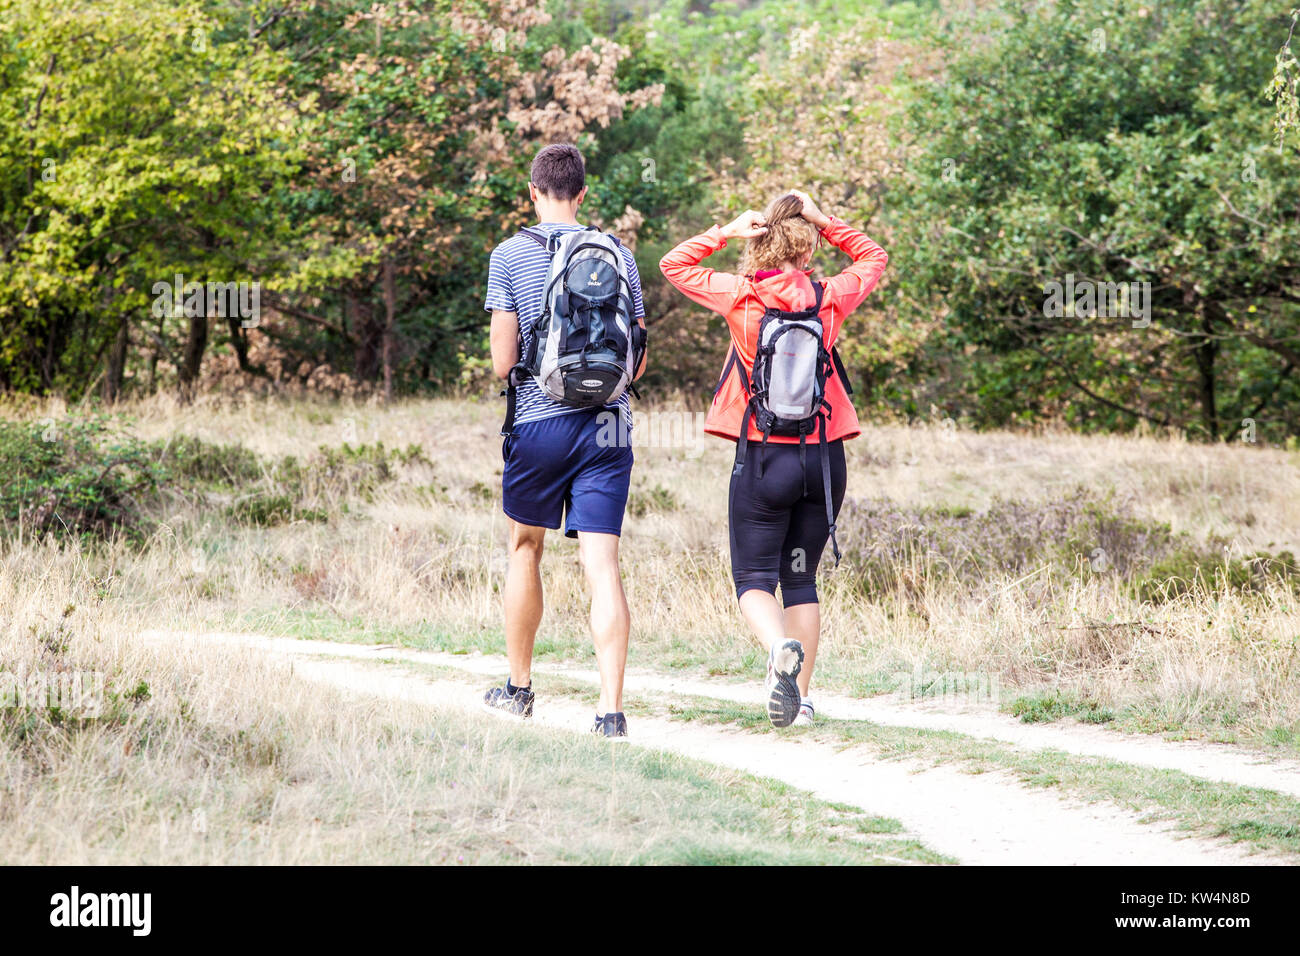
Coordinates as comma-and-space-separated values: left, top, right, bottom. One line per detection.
765, 639, 804, 728
792, 700, 815, 727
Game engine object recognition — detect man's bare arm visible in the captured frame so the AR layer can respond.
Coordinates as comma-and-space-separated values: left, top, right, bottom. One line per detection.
489, 310, 519, 379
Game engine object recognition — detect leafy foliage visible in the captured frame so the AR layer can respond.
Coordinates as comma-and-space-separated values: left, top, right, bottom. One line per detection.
0, 417, 164, 538
0, 0, 316, 396
157, 435, 265, 488
1266, 8, 1300, 148
0, 0, 1295, 442
891, 0, 1300, 440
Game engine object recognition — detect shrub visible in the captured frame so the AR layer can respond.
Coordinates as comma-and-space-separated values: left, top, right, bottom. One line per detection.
628, 485, 679, 517
840, 486, 1300, 604
0, 417, 164, 539
1135, 550, 1300, 603
154, 434, 263, 488
226, 492, 327, 527
838, 487, 1182, 595
313, 442, 428, 498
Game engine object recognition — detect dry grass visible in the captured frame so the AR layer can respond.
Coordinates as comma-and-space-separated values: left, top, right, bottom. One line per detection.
0, 541, 939, 865
3, 391, 1298, 862
5, 391, 1300, 752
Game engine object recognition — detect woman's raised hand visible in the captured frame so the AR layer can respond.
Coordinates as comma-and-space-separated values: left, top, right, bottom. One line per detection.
720, 210, 768, 240
788, 190, 830, 230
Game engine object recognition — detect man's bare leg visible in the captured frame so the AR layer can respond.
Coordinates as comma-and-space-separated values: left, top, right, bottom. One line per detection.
505, 519, 547, 688
576, 531, 629, 715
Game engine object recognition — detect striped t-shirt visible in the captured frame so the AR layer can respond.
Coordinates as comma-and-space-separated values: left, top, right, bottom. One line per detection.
485, 222, 644, 428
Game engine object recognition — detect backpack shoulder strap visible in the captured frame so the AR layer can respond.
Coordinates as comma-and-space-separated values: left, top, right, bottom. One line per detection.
735, 345, 752, 394
830, 346, 853, 395
810, 281, 854, 394
713, 339, 753, 405
819, 413, 841, 565
520, 226, 571, 257
517, 227, 547, 248
501, 366, 526, 437
714, 346, 737, 398
809, 280, 825, 315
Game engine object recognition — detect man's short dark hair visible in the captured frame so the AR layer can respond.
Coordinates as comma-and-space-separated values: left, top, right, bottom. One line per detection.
530, 143, 585, 201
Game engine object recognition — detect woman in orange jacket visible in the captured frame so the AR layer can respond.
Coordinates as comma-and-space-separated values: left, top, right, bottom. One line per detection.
659, 190, 889, 727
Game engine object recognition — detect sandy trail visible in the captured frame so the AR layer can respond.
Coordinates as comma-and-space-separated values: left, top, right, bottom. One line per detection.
140, 630, 1290, 866
568, 670, 1300, 801
142, 630, 1300, 799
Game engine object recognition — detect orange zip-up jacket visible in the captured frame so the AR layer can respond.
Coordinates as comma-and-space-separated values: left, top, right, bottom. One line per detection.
659, 216, 889, 445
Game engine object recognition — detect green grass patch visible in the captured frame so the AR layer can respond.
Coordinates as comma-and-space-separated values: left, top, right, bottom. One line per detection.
1008, 690, 1116, 725
225, 608, 506, 656
226, 493, 329, 527
223, 607, 607, 665
627, 484, 679, 517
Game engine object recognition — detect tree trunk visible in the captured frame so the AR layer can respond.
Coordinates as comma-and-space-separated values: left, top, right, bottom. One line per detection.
382, 256, 396, 403
179, 313, 207, 401
1193, 303, 1219, 440
347, 287, 380, 381
42, 307, 57, 391
227, 317, 268, 379
103, 318, 129, 403
147, 314, 163, 392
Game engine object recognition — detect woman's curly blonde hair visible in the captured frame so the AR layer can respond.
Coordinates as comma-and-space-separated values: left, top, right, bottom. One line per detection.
737, 193, 820, 276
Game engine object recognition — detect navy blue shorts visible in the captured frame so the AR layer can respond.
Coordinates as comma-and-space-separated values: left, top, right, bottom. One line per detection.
502, 410, 633, 537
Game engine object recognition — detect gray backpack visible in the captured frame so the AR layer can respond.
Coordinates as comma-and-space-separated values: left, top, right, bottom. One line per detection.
501, 226, 645, 435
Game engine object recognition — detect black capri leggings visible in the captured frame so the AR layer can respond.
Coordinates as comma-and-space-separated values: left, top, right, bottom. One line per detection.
728, 440, 847, 607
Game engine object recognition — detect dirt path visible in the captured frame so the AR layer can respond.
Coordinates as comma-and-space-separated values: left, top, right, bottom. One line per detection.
564, 670, 1300, 801
139, 630, 1290, 866
149, 631, 1300, 799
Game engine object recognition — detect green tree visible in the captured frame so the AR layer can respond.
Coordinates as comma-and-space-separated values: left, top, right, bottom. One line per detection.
0, 0, 316, 398
894, 0, 1300, 441
708, 13, 937, 407
243, 0, 662, 395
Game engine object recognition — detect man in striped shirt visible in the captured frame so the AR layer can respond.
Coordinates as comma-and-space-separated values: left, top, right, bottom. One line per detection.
483, 143, 647, 739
